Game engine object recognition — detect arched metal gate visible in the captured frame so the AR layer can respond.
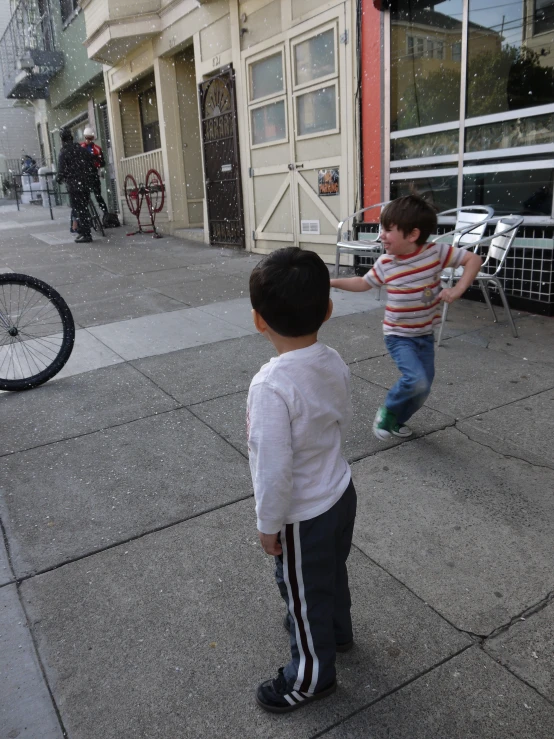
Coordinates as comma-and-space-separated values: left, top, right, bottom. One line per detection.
199, 66, 245, 247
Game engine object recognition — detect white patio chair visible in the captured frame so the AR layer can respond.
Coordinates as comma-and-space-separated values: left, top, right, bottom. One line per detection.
434, 205, 495, 249
334, 201, 390, 278
436, 215, 524, 347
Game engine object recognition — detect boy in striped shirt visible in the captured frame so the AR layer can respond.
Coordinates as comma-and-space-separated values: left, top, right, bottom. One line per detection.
331, 195, 482, 440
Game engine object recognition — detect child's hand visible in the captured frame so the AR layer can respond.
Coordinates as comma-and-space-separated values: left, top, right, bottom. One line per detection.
258, 532, 282, 556
439, 286, 463, 304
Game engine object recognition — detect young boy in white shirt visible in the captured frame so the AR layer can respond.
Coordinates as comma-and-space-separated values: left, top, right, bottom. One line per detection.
247, 247, 356, 714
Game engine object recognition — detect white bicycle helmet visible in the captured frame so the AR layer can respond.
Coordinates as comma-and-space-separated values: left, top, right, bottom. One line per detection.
83, 126, 95, 138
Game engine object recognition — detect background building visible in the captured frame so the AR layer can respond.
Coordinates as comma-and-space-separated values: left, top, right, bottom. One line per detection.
0, 0, 115, 209
81, 0, 361, 259
0, 1, 41, 177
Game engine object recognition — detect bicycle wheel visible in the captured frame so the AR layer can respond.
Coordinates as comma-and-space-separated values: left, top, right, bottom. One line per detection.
145, 169, 165, 214
89, 200, 105, 237
0, 274, 75, 391
124, 174, 140, 216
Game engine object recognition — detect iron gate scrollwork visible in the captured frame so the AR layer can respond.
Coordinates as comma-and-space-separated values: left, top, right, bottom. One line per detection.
199, 67, 245, 247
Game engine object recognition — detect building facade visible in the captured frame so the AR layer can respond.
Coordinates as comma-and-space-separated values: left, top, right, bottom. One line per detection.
364, 0, 554, 221
0, 0, 115, 209
0, 1, 41, 174
81, 0, 361, 259
362, 0, 554, 314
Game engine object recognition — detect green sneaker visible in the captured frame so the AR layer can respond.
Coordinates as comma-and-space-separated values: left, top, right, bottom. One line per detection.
391, 422, 413, 438
372, 406, 396, 440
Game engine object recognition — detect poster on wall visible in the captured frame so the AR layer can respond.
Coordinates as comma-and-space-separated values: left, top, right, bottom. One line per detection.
318, 169, 339, 196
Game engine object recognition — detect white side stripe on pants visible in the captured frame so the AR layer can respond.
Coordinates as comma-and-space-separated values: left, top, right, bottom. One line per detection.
281, 522, 320, 695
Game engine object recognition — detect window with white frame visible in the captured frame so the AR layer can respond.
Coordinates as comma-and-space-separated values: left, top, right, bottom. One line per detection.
293, 27, 339, 139
248, 51, 287, 147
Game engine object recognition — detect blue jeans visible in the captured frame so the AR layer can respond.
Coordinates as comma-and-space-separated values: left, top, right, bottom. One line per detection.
384, 334, 435, 425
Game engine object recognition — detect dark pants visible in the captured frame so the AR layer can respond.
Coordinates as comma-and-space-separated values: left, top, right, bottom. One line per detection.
69, 190, 91, 237
384, 334, 435, 424
91, 174, 108, 214
275, 479, 357, 694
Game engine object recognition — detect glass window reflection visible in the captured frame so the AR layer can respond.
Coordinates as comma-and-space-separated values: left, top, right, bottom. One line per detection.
463, 168, 554, 216
390, 176, 458, 213
467, 0, 554, 117
391, 0, 463, 131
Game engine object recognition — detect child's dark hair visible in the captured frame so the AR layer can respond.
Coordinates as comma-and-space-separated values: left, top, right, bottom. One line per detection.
249, 247, 330, 337
381, 195, 438, 245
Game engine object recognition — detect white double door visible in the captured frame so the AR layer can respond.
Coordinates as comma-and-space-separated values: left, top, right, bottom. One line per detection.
243, 3, 353, 255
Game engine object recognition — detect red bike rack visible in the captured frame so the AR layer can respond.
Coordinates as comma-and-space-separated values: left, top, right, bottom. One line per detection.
124, 168, 165, 238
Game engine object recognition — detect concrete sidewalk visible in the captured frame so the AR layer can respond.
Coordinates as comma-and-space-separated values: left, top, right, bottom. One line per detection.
1, 204, 553, 738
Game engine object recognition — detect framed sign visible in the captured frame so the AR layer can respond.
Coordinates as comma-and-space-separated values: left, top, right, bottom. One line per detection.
318, 168, 339, 196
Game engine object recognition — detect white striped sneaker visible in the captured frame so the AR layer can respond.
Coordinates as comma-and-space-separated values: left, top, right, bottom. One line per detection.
256, 667, 336, 713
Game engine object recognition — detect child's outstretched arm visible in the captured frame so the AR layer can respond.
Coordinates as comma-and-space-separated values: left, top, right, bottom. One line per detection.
439, 251, 482, 304
330, 277, 372, 292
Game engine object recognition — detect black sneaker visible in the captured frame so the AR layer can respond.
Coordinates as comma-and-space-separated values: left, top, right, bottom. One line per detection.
283, 615, 354, 652
256, 667, 336, 713
75, 234, 92, 243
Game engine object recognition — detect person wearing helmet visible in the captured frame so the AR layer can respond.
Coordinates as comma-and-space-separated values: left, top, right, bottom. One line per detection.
56, 128, 95, 243
81, 126, 108, 217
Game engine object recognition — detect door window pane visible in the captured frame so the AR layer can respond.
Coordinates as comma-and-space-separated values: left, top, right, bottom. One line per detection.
294, 29, 335, 86
465, 113, 554, 152
467, 0, 554, 117
250, 54, 284, 101
391, 175, 458, 213
391, 0, 463, 131
296, 86, 336, 136
251, 100, 287, 145
463, 168, 553, 216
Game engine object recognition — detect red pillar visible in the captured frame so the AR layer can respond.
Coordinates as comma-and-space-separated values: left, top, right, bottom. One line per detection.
361, 0, 383, 217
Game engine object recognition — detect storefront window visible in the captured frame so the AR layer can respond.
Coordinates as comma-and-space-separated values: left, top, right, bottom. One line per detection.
463, 167, 554, 216
390, 175, 458, 213
391, 129, 459, 160
390, 0, 463, 131
390, 0, 554, 220
467, 0, 554, 118
465, 113, 554, 152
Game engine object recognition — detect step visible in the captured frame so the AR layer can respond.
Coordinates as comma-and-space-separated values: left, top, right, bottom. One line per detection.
174, 228, 205, 243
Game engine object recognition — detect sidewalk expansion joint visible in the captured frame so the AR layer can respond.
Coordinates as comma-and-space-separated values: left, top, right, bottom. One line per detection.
350, 542, 479, 645
13, 494, 254, 585
16, 580, 70, 738
0, 403, 190, 460
309, 643, 474, 738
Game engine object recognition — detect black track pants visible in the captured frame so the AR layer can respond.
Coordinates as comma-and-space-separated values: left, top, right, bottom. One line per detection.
274, 479, 357, 694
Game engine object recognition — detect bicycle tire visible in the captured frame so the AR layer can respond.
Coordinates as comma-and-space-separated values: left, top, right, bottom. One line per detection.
145, 169, 165, 214
89, 200, 105, 237
124, 174, 140, 216
0, 274, 75, 391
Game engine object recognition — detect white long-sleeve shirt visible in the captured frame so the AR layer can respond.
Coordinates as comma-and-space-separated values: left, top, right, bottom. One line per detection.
247, 342, 352, 534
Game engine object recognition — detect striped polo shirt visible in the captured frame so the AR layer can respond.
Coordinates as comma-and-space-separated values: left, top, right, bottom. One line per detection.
364, 242, 465, 337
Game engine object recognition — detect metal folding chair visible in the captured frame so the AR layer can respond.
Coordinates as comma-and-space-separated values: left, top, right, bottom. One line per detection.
434, 205, 495, 249
334, 201, 390, 278
436, 216, 524, 346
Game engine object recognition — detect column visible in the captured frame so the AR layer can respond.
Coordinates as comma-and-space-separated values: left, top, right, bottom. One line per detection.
154, 56, 188, 230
